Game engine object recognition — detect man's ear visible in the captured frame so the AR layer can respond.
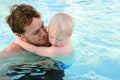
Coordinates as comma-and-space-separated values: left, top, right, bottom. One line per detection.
15, 33, 23, 38
15, 33, 26, 41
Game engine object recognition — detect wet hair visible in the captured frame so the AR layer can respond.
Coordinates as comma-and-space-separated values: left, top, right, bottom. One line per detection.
48, 13, 74, 40
6, 4, 41, 34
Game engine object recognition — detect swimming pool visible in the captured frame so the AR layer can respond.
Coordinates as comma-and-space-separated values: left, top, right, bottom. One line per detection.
0, 0, 120, 80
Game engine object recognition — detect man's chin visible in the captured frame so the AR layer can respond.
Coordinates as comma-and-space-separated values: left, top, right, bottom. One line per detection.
33, 43, 45, 46
28, 39, 51, 47
34, 42, 51, 47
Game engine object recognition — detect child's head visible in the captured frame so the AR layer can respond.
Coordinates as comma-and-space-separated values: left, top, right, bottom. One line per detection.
48, 13, 74, 47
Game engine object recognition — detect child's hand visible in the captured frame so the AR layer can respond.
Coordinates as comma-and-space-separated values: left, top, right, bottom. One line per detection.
14, 37, 24, 45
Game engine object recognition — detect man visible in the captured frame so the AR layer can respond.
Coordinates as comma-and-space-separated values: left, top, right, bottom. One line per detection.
0, 4, 64, 80
1, 4, 50, 58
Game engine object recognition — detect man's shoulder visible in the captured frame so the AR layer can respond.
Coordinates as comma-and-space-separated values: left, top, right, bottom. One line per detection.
5, 41, 24, 53
0, 41, 24, 58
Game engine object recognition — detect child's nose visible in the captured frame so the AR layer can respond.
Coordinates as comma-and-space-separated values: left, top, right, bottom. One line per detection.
52, 39, 57, 45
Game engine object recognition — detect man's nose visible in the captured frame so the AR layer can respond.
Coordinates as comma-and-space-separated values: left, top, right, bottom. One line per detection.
39, 29, 47, 37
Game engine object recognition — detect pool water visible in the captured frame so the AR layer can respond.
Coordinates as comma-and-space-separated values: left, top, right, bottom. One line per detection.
0, 0, 120, 80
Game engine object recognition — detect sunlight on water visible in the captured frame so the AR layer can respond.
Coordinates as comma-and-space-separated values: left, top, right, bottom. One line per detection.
0, 0, 120, 80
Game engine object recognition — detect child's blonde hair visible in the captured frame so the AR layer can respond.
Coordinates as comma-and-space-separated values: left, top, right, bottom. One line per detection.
48, 13, 74, 40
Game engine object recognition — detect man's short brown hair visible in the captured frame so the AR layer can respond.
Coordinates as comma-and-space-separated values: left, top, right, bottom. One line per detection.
6, 4, 41, 34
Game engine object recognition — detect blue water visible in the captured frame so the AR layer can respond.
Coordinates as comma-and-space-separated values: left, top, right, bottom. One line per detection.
0, 0, 120, 80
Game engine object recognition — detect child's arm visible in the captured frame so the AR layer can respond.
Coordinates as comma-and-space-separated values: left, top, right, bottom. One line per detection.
14, 37, 59, 57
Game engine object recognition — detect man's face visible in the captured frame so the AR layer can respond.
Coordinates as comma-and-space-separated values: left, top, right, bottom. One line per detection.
21, 18, 50, 46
